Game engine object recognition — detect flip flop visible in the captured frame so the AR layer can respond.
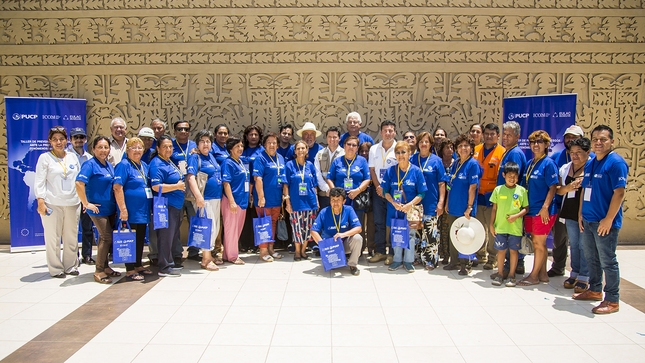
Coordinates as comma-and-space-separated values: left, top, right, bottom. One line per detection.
271, 252, 283, 259
262, 255, 274, 262
213, 257, 224, 265
233, 258, 245, 265
137, 268, 153, 275
200, 261, 219, 271
517, 279, 539, 286
126, 273, 144, 281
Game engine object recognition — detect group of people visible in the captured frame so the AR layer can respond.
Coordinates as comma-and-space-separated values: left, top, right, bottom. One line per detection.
34, 112, 627, 314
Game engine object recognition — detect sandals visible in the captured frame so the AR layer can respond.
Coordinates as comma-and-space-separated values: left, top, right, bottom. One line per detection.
137, 268, 153, 275
94, 274, 113, 284
213, 257, 224, 265
126, 273, 144, 281
261, 255, 274, 262
425, 263, 435, 271
271, 252, 283, 259
517, 279, 539, 286
573, 280, 589, 294
233, 258, 245, 265
105, 269, 121, 277
200, 261, 220, 271
564, 277, 577, 289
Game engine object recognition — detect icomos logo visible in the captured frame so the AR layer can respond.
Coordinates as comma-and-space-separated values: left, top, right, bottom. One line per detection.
42, 114, 61, 120
12, 113, 38, 120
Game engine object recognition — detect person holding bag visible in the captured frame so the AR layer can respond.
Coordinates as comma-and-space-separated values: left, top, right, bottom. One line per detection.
76, 136, 119, 284
187, 130, 223, 271
35, 126, 82, 278
149, 135, 186, 277
382, 141, 427, 273
114, 137, 153, 281
284, 140, 319, 261
252, 132, 287, 262
221, 136, 249, 265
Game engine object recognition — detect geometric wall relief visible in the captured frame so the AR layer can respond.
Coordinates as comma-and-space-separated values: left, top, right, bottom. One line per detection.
1, 72, 644, 222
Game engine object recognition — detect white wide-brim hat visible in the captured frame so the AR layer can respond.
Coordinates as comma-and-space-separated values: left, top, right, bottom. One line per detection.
449, 216, 485, 255
296, 122, 322, 138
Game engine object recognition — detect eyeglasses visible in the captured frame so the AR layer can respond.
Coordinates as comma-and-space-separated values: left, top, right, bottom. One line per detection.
395, 151, 408, 155
175, 127, 190, 132
403, 135, 415, 140
72, 135, 86, 140
529, 139, 546, 145
592, 138, 611, 143
128, 146, 144, 150
345, 143, 358, 147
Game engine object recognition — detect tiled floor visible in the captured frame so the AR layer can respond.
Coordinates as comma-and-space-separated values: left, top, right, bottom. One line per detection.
1, 246, 644, 363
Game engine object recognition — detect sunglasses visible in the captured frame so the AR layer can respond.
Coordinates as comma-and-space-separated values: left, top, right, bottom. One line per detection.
529, 139, 546, 145
403, 135, 415, 140
175, 127, 190, 132
72, 135, 86, 140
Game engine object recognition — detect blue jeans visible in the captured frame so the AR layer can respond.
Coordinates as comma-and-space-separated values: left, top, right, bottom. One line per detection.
581, 220, 620, 302
372, 193, 390, 255
565, 219, 589, 281
393, 228, 417, 263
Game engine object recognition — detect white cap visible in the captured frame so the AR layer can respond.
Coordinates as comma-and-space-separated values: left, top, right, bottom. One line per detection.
564, 125, 584, 137
138, 127, 155, 138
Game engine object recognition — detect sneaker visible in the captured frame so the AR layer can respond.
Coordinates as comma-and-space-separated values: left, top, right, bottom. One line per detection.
384, 255, 394, 265
171, 265, 183, 271
349, 266, 360, 276
492, 276, 504, 286
82, 256, 96, 265
158, 270, 181, 277
547, 268, 564, 277
368, 252, 386, 263
505, 278, 517, 287
490, 270, 510, 280
65, 268, 80, 276
403, 263, 415, 273
173, 261, 184, 269
388, 262, 402, 271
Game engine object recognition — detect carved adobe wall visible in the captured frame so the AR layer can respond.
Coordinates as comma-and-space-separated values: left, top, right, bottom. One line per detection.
0, 1, 643, 243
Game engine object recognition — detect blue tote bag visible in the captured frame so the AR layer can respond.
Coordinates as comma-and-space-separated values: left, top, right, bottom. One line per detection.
319, 237, 347, 271
390, 211, 411, 249
112, 220, 136, 264
188, 208, 212, 250
253, 209, 274, 246
153, 185, 168, 230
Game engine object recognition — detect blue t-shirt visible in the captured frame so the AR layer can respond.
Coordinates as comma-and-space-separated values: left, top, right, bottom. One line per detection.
114, 158, 151, 224
581, 152, 628, 229
327, 155, 370, 206
381, 163, 427, 226
447, 157, 480, 217
171, 139, 197, 168
211, 142, 230, 165
285, 160, 319, 212
149, 156, 185, 210
311, 205, 361, 240
221, 157, 250, 209
141, 149, 154, 165
252, 151, 287, 208
277, 145, 291, 159
525, 156, 559, 216
241, 145, 264, 174
187, 153, 223, 200
76, 158, 116, 217
340, 132, 375, 147
497, 145, 527, 186
410, 153, 446, 216
286, 143, 323, 163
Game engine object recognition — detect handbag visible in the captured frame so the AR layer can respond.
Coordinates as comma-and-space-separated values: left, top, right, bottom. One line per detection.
185, 156, 209, 202
519, 234, 534, 255
318, 237, 347, 271
153, 185, 168, 230
276, 205, 289, 242
390, 213, 411, 249
353, 188, 371, 211
187, 208, 212, 250
112, 219, 136, 264
253, 209, 274, 246
402, 189, 423, 230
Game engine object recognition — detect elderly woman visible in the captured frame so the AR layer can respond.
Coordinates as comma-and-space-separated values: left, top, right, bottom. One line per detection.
35, 126, 82, 278
518, 130, 559, 286
253, 132, 287, 262
382, 141, 427, 272
239, 125, 264, 253
284, 140, 319, 261
187, 130, 223, 271
114, 137, 153, 281
436, 138, 455, 264
557, 137, 592, 293
76, 136, 118, 283
221, 136, 249, 265
403, 131, 417, 154
327, 135, 371, 228
149, 135, 186, 277
444, 134, 480, 276
410, 132, 446, 270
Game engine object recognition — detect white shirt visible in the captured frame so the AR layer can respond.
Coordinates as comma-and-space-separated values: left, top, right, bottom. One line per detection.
314, 146, 345, 193
68, 146, 92, 165
34, 151, 81, 206
108, 136, 127, 166
368, 140, 398, 184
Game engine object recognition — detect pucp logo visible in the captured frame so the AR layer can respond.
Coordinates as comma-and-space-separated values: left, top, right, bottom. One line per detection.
507, 113, 529, 120
12, 113, 38, 120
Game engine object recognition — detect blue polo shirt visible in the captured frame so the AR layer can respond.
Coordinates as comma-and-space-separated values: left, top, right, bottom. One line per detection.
381, 164, 427, 226
149, 156, 185, 210
241, 145, 264, 173
312, 205, 361, 240
581, 152, 628, 229
286, 143, 323, 163
171, 139, 197, 168
328, 155, 370, 202
76, 158, 116, 217
447, 157, 480, 217
221, 157, 249, 209
410, 153, 446, 216
252, 151, 286, 208
277, 145, 291, 159
285, 160, 319, 212
340, 132, 375, 147
187, 153, 223, 200
211, 142, 230, 165
114, 158, 151, 224
497, 145, 527, 186
525, 156, 559, 216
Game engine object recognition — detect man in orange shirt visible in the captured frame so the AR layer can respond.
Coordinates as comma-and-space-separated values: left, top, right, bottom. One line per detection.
473, 123, 506, 269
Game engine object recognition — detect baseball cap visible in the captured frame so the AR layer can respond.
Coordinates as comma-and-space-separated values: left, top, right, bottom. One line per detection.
563, 125, 584, 137
70, 127, 86, 137
138, 127, 155, 138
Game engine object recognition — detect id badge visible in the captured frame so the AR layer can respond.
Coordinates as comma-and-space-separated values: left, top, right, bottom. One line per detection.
244, 163, 250, 172
393, 189, 402, 203
61, 177, 73, 192
178, 160, 187, 175
343, 177, 353, 191
379, 169, 386, 179
244, 181, 250, 192
584, 187, 592, 201
567, 190, 575, 198
145, 187, 153, 199
299, 182, 307, 196
277, 176, 283, 184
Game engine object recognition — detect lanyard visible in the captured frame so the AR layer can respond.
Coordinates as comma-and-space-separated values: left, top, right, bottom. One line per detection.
344, 156, 356, 178
296, 160, 306, 183
267, 152, 280, 176
418, 153, 431, 171
525, 154, 546, 186
381, 145, 394, 164
331, 207, 343, 234
174, 140, 188, 161
160, 156, 182, 178
233, 157, 248, 179
450, 157, 470, 185
129, 158, 147, 184
50, 151, 67, 176
397, 164, 410, 189
500, 144, 516, 163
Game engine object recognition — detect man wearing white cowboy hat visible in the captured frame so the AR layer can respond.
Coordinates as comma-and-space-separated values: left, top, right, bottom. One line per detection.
288, 121, 323, 164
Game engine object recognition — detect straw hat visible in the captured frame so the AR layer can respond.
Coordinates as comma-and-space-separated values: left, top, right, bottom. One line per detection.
296, 122, 322, 138
449, 216, 485, 255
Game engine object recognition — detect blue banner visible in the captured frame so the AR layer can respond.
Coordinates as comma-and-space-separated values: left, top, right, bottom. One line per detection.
503, 94, 577, 159
5, 97, 87, 252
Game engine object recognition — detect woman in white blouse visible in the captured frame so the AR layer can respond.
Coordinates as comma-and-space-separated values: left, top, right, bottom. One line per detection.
35, 126, 82, 278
